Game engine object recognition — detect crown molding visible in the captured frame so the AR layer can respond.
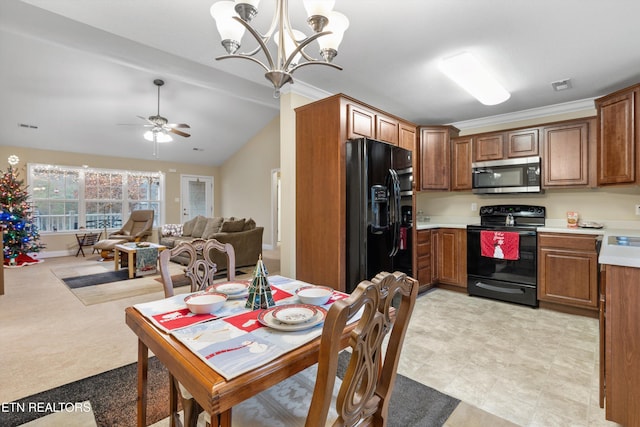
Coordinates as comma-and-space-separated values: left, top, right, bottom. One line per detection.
450, 97, 598, 131
281, 79, 333, 101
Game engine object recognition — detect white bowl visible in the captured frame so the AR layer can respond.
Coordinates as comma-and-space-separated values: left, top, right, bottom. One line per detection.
296, 285, 333, 306
184, 291, 228, 314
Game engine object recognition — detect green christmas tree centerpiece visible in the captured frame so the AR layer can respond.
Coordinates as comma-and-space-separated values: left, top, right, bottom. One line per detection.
0, 157, 43, 267
245, 254, 275, 310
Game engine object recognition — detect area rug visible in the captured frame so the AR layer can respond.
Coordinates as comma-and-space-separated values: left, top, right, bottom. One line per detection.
62, 269, 132, 289
52, 264, 187, 306
3, 353, 461, 427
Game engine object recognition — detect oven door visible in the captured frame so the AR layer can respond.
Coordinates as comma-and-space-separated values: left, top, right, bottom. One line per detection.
466, 225, 538, 306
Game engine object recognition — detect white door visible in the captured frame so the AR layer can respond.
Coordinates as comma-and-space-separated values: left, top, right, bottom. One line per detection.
180, 175, 213, 222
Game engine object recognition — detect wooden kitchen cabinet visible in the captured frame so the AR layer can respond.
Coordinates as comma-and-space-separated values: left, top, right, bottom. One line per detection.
473, 129, 539, 162
346, 102, 414, 147
595, 83, 640, 185
416, 229, 434, 290
434, 228, 466, 288
451, 136, 472, 190
537, 233, 599, 313
542, 118, 596, 188
602, 264, 640, 426
418, 126, 460, 190
376, 112, 400, 145
473, 133, 504, 162
506, 128, 539, 158
296, 94, 416, 291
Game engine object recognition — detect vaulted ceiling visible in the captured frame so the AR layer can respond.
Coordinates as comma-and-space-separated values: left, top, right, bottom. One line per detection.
2, 0, 639, 166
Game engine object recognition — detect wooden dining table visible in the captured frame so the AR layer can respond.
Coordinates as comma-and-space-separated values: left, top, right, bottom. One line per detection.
125, 300, 353, 427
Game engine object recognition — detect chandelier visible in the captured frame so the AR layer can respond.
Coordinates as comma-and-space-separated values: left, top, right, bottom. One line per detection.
210, 0, 349, 97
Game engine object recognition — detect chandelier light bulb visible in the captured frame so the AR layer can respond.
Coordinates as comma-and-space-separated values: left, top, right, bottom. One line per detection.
8, 155, 19, 166
274, 29, 306, 66
211, 1, 246, 52
317, 11, 349, 60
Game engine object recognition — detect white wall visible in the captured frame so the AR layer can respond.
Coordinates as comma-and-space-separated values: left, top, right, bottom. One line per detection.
220, 116, 280, 248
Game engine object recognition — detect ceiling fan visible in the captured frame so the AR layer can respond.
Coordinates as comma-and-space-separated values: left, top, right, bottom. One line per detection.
136, 79, 190, 157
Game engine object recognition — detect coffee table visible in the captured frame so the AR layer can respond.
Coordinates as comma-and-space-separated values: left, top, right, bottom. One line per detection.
114, 243, 166, 279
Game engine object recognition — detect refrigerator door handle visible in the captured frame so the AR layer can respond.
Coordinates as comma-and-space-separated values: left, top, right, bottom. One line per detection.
388, 169, 401, 257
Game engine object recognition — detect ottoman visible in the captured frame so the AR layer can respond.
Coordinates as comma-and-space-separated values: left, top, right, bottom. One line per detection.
94, 238, 128, 260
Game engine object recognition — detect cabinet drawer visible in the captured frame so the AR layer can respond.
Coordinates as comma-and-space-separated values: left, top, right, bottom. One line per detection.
538, 233, 597, 252
417, 230, 431, 244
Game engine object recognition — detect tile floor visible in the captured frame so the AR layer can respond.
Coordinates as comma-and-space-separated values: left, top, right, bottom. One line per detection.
0, 252, 622, 426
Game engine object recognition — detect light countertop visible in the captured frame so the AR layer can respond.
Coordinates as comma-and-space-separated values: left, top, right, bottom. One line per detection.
598, 229, 640, 268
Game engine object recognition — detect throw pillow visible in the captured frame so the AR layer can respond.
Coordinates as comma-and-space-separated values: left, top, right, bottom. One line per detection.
191, 216, 209, 238
182, 216, 199, 237
220, 218, 246, 232
202, 217, 224, 239
243, 218, 256, 231
161, 224, 183, 237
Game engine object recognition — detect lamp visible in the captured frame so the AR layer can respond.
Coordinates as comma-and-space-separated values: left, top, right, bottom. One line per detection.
439, 52, 511, 106
210, 0, 349, 97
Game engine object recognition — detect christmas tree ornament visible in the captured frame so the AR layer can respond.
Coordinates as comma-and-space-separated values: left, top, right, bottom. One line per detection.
245, 254, 276, 310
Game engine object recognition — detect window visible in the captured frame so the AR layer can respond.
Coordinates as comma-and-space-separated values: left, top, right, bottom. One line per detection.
29, 164, 164, 232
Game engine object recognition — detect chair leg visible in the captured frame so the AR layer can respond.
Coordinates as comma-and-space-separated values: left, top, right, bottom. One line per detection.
169, 374, 181, 427
182, 395, 201, 427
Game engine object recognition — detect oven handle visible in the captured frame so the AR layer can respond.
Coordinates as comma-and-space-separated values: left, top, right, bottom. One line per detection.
467, 228, 537, 237
473, 281, 526, 294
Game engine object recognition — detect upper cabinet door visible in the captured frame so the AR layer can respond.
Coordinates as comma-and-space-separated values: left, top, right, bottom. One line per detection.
419, 127, 452, 190
596, 88, 638, 185
542, 119, 594, 187
347, 104, 376, 139
473, 133, 504, 162
376, 114, 400, 145
507, 129, 539, 158
451, 136, 472, 191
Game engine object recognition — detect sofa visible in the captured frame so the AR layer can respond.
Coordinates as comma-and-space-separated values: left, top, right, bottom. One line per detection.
158, 216, 263, 271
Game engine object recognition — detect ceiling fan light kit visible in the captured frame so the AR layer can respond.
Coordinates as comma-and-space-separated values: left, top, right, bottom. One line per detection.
210, 0, 349, 97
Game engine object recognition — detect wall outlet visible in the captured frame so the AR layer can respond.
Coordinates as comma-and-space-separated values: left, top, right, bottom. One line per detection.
636, 204, 640, 215
471, 203, 478, 211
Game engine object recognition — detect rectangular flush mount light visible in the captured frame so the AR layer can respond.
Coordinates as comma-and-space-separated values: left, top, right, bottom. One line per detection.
439, 52, 510, 105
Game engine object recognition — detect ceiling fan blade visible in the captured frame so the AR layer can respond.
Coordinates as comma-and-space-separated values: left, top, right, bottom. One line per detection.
167, 123, 191, 129
168, 128, 191, 138
137, 115, 155, 125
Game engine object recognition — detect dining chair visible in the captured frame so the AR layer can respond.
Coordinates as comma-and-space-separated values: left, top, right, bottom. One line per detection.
158, 238, 237, 427
231, 270, 419, 427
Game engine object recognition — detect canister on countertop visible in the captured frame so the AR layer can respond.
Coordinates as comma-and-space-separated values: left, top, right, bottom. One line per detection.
567, 211, 579, 228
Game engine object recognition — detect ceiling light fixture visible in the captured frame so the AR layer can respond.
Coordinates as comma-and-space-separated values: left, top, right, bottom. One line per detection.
439, 52, 511, 106
210, 0, 349, 97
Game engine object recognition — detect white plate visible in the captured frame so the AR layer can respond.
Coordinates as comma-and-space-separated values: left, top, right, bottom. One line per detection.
271, 304, 317, 324
258, 305, 327, 331
211, 281, 249, 295
207, 283, 278, 300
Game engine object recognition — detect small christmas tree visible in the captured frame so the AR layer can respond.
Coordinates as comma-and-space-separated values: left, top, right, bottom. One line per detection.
0, 161, 43, 266
245, 255, 275, 310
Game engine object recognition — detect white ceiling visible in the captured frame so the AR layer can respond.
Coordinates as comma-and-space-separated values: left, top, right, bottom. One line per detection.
2, 0, 640, 166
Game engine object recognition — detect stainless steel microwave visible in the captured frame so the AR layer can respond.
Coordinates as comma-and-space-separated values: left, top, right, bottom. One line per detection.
472, 156, 542, 194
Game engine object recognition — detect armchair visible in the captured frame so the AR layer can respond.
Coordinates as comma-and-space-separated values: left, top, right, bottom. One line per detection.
108, 210, 154, 242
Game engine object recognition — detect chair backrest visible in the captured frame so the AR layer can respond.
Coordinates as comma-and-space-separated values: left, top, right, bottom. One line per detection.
307, 271, 418, 427
159, 238, 237, 298
114, 210, 154, 240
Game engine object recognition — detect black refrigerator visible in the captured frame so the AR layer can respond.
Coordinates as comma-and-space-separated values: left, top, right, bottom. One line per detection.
346, 138, 413, 293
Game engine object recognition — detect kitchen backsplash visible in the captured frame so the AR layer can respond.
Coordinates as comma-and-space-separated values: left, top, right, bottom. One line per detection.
417, 186, 640, 227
